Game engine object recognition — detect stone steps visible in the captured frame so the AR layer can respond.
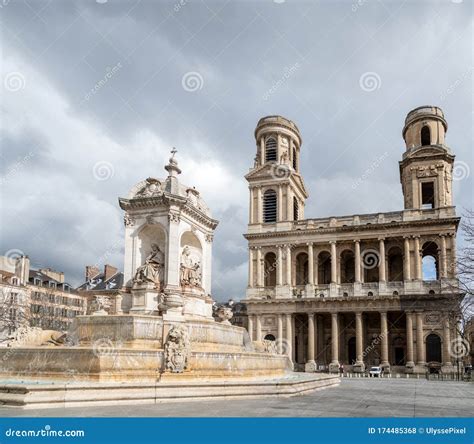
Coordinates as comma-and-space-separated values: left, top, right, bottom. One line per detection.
0, 373, 339, 409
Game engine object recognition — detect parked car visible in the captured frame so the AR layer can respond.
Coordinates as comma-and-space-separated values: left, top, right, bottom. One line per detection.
369, 366, 382, 377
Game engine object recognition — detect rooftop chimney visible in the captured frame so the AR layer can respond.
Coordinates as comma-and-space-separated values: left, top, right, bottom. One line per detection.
104, 264, 118, 281
85, 265, 100, 281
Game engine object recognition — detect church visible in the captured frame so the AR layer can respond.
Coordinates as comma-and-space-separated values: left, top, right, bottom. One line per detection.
243, 106, 462, 374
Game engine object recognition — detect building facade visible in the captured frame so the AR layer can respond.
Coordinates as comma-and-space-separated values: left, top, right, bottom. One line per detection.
0, 255, 86, 339
244, 107, 462, 374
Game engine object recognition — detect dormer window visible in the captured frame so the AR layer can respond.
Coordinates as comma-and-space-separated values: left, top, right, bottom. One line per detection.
265, 138, 277, 162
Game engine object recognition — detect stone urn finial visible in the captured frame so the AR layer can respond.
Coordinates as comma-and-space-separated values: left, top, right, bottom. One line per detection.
216, 306, 233, 325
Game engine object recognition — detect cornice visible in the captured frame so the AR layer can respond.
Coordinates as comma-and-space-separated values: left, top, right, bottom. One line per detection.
244, 216, 460, 240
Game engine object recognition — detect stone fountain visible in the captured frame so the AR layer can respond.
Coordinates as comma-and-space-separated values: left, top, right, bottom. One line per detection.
0, 151, 339, 408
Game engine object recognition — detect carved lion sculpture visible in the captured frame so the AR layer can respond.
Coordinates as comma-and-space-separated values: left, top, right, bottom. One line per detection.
3, 326, 67, 347
164, 325, 190, 373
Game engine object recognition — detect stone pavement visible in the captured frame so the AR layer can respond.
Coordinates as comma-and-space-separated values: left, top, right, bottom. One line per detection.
0, 378, 472, 417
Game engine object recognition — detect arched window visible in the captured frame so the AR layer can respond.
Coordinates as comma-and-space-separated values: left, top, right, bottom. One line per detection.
421, 125, 431, 146
388, 247, 404, 282
426, 333, 442, 363
295, 252, 308, 285
292, 147, 297, 170
263, 190, 277, 223
362, 249, 379, 283
318, 251, 331, 285
340, 250, 355, 283
422, 241, 439, 280
265, 137, 277, 162
264, 252, 277, 287
264, 334, 276, 341
293, 197, 299, 221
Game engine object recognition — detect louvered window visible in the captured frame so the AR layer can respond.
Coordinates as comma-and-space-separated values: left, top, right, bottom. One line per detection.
265, 138, 277, 162
263, 190, 277, 223
293, 196, 299, 221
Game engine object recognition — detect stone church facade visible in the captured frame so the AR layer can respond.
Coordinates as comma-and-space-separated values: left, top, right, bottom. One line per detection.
244, 106, 462, 374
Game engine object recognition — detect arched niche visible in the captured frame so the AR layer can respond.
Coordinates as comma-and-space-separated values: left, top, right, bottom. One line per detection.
136, 224, 167, 269
180, 231, 204, 288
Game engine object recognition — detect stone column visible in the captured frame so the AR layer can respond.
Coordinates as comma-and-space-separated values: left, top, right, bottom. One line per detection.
449, 234, 457, 277
276, 246, 283, 286
403, 237, 411, 281
440, 235, 447, 279
307, 243, 314, 285
291, 315, 296, 362
256, 187, 262, 224
248, 248, 254, 287
278, 185, 283, 222
314, 253, 319, 285
248, 315, 254, 341
306, 313, 315, 370
256, 247, 263, 287
249, 188, 254, 224
354, 312, 365, 371
329, 312, 339, 372
354, 240, 361, 283
330, 241, 337, 284
416, 312, 425, 366
256, 315, 262, 342
285, 245, 292, 286
442, 317, 452, 367
414, 236, 421, 280
277, 314, 283, 354
379, 238, 386, 283
406, 312, 415, 368
286, 185, 292, 221
285, 313, 292, 361
380, 311, 389, 369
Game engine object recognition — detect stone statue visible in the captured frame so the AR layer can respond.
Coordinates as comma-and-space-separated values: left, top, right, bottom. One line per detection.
280, 149, 289, 164
3, 326, 67, 347
133, 243, 164, 289
91, 295, 112, 315
164, 325, 190, 373
180, 246, 202, 287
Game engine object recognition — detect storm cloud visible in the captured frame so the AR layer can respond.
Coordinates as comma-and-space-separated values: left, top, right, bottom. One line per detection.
1, 0, 472, 301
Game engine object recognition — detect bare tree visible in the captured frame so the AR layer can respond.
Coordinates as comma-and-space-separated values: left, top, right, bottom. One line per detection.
0, 284, 30, 340
455, 210, 474, 330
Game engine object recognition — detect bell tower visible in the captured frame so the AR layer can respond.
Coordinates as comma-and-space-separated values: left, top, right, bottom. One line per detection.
400, 106, 455, 210
245, 116, 308, 228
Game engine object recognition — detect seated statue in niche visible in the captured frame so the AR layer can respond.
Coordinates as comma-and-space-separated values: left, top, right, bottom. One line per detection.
180, 246, 202, 288
133, 243, 164, 289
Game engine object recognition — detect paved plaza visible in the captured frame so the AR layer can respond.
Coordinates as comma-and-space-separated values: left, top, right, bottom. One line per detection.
1, 378, 472, 418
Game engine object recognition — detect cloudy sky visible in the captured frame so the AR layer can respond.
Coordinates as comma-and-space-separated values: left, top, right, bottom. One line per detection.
1, 0, 472, 301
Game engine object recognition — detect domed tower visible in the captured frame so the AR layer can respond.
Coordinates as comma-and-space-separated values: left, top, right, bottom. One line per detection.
400, 106, 455, 210
245, 116, 308, 226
